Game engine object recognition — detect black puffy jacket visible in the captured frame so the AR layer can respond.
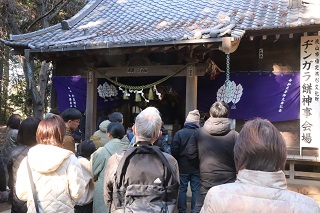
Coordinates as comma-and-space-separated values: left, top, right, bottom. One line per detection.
171, 122, 200, 174
7, 145, 31, 213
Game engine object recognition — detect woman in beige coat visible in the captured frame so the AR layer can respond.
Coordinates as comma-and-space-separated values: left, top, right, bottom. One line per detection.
201, 118, 320, 213
16, 115, 85, 213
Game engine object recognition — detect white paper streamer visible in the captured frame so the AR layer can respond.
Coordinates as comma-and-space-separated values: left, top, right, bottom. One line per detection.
154, 85, 162, 100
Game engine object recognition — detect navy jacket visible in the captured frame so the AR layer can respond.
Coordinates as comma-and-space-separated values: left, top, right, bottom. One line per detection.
171, 123, 199, 174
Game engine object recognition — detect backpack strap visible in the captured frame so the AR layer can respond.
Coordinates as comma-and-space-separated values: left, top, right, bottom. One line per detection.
115, 145, 178, 188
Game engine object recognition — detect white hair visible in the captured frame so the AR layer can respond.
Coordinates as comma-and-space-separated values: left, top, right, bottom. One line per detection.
134, 107, 162, 142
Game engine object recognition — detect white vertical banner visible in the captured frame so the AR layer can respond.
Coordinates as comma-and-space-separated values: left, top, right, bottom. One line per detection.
300, 36, 320, 155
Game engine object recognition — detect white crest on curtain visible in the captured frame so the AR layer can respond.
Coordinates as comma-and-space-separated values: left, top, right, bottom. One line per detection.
97, 82, 118, 101
67, 87, 77, 108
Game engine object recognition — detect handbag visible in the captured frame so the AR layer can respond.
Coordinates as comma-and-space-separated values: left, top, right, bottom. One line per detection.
26, 156, 40, 213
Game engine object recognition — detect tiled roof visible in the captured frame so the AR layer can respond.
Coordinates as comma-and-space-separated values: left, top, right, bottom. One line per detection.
2, 0, 320, 52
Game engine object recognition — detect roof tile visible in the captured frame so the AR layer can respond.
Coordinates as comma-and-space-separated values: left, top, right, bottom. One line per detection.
2, 0, 320, 52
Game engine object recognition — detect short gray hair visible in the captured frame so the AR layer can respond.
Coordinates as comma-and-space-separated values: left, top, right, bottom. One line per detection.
134, 107, 162, 142
209, 101, 230, 118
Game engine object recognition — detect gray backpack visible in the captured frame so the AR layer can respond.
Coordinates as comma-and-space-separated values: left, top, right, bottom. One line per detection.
113, 144, 179, 212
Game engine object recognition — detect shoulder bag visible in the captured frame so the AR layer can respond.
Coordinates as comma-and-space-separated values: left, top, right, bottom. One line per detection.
26, 156, 40, 213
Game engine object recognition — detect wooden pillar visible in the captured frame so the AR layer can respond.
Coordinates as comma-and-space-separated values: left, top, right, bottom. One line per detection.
85, 70, 97, 140
185, 65, 197, 117
289, 160, 295, 180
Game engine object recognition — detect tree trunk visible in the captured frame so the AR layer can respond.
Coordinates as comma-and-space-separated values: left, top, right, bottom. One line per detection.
22, 51, 48, 120
1, 47, 9, 121
0, 44, 3, 121
38, 61, 50, 115
37, 0, 50, 28
1, 0, 84, 120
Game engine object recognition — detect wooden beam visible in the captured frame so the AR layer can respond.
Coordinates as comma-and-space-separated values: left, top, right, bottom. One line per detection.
287, 178, 320, 187
177, 45, 187, 50
205, 43, 215, 49
164, 46, 172, 51
136, 47, 148, 53
96, 65, 188, 77
246, 25, 320, 37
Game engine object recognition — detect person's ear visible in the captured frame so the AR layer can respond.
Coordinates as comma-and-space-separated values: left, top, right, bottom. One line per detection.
157, 131, 162, 139
132, 124, 137, 136
106, 132, 112, 139
65, 120, 71, 127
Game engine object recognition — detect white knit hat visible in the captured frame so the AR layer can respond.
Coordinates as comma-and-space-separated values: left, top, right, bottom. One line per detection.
99, 120, 111, 133
185, 109, 200, 124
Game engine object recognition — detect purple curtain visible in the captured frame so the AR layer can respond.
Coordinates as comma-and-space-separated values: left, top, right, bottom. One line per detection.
53, 73, 300, 122
197, 72, 300, 122
52, 76, 120, 113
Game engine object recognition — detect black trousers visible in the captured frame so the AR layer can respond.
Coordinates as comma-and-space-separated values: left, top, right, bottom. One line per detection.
75, 201, 93, 213
0, 155, 6, 191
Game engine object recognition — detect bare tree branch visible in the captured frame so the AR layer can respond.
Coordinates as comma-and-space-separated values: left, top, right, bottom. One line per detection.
27, 0, 65, 31
48, 0, 72, 21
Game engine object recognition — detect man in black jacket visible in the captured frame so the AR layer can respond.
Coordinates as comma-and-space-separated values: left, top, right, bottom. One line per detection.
186, 102, 238, 213
171, 110, 201, 213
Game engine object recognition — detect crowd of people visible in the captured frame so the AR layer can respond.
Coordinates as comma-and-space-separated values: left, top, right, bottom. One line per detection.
0, 102, 319, 213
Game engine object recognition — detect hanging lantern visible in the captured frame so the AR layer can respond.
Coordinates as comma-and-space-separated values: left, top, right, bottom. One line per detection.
148, 88, 154, 100
123, 89, 129, 100
135, 92, 141, 102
